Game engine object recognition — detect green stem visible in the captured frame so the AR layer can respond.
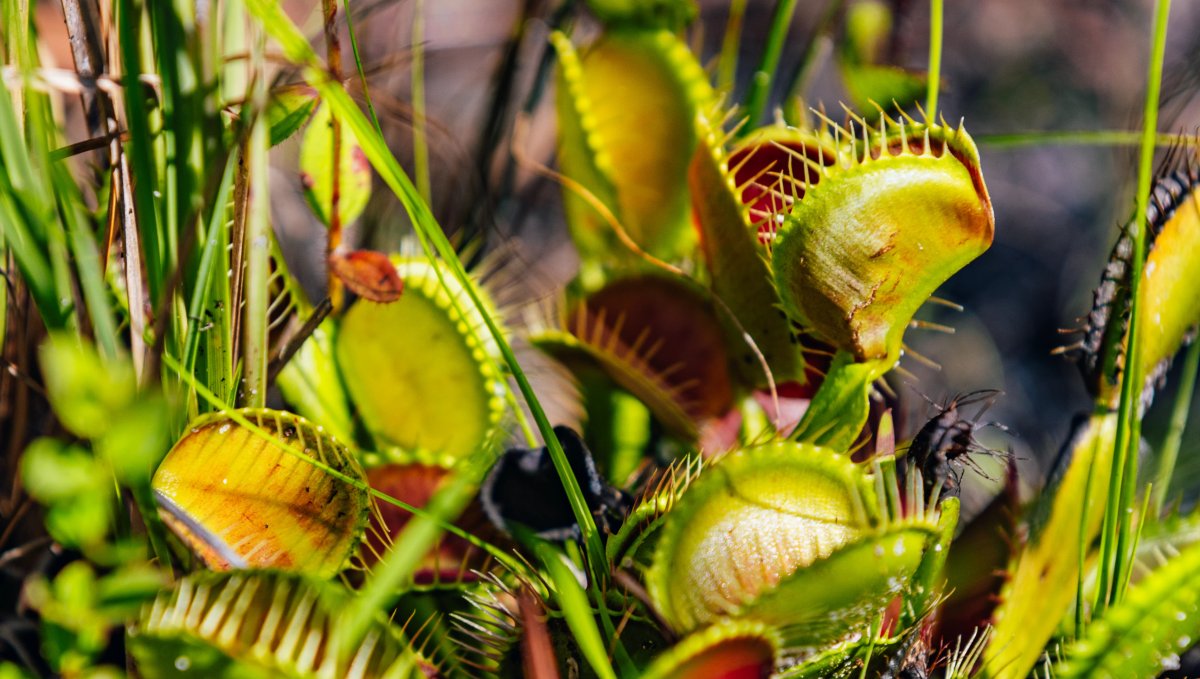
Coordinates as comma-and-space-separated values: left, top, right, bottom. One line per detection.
782, 0, 842, 117
535, 540, 618, 679
925, 0, 943, 120
1151, 339, 1200, 514
1099, 0, 1171, 611
342, 0, 384, 137
241, 28, 270, 407
411, 0, 432, 204
979, 129, 1195, 148
132, 482, 175, 571
740, 0, 798, 132
716, 0, 747, 95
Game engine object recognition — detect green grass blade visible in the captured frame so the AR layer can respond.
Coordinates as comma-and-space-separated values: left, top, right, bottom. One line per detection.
534, 540, 618, 679
342, 0, 384, 136
52, 162, 120, 359
411, 0, 431, 204
116, 0, 167, 306
1151, 339, 1200, 514
716, 0, 747, 95
925, 0, 943, 119
241, 30, 271, 408
1055, 536, 1200, 679
979, 129, 1196, 148
1098, 0, 1172, 612
740, 0, 798, 131
181, 149, 239, 396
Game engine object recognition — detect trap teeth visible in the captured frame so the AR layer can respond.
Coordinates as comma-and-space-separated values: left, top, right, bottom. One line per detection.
769, 118, 994, 363
639, 620, 779, 679
647, 441, 940, 645
364, 461, 495, 586
151, 409, 370, 576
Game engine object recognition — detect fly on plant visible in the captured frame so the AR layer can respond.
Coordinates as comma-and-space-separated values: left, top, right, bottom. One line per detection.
480, 425, 632, 541
902, 389, 1009, 502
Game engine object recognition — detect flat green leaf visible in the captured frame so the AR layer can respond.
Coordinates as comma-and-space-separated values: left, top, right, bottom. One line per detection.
39, 334, 135, 440
264, 84, 318, 146
95, 394, 171, 487
300, 103, 371, 228
791, 353, 887, 450
20, 438, 103, 502
984, 413, 1118, 679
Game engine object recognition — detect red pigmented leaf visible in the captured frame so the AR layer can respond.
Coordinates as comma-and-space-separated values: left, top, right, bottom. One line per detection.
328, 249, 405, 303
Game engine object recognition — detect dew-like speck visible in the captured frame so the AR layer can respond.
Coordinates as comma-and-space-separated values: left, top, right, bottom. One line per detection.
175, 656, 191, 671
934, 544, 943, 552
1177, 611, 1188, 622
1161, 653, 1181, 671
875, 545, 885, 557
1178, 635, 1191, 649
218, 423, 231, 434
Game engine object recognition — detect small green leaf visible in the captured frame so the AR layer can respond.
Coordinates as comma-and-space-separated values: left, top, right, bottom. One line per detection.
20, 438, 103, 502
840, 64, 928, 115
791, 353, 887, 450
95, 565, 169, 619
43, 492, 114, 550
299, 103, 372, 228
20, 439, 113, 549
39, 334, 135, 439
264, 84, 318, 146
95, 393, 171, 486
842, 0, 892, 65
0, 662, 36, 679
584, 0, 697, 29
25, 563, 109, 672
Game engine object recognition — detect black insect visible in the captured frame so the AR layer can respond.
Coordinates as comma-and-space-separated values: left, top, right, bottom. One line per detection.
1065, 159, 1200, 403
480, 426, 632, 542
903, 390, 1006, 501
877, 622, 934, 679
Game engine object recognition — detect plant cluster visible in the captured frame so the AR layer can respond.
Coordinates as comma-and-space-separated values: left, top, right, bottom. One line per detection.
0, 0, 1198, 678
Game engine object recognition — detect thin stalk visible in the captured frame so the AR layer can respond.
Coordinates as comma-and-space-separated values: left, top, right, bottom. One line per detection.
980, 130, 1196, 148
116, 0, 166, 307
535, 539, 618, 679
180, 149, 239, 383
342, 0, 383, 136
1151, 339, 1200, 514
243, 0, 609, 646
781, 0, 842, 116
716, 0, 747, 95
1098, 0, 1171, 611
132, 482, 175, 570
925, 0, 943, 119
241, 29, 270, 407
740, 0, 798, 132
1075, 423, 1103, 638
321, 0, 345, 310
54, 161, 119, 359
411, 0, 431, 204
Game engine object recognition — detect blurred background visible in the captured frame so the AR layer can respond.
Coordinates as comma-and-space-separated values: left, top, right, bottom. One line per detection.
31, 0, 1200, 504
